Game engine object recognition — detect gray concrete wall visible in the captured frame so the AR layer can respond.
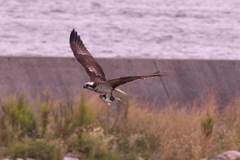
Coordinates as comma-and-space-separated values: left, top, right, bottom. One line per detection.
1, 56, 240, 108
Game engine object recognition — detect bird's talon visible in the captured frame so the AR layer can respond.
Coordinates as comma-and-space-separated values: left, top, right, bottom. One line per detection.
99, 94, 106, 99
110, 96, 115, 101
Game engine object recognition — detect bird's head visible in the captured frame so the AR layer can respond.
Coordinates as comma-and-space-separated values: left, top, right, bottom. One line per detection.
83, 82, 97, 91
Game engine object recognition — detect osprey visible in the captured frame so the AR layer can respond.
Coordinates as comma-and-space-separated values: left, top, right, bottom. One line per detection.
69, 29, 165, 103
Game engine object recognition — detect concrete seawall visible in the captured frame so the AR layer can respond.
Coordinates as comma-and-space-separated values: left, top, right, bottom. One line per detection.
1, 56, 240, 108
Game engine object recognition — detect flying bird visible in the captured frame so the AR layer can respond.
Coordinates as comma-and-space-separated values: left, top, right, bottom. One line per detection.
69, 29, 165, 104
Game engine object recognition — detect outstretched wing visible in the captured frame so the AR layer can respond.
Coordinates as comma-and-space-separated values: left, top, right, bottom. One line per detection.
70, 29, 106, 82
105, 73, 165, 89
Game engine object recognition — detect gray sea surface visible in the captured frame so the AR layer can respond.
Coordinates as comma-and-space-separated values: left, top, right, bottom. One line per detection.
1, 0, 240, 59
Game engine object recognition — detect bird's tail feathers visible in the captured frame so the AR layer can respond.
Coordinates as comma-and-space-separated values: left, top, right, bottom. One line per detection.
115, 88, 128, 95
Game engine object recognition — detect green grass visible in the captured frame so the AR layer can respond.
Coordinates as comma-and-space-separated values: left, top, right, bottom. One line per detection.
0, 92, 240, 160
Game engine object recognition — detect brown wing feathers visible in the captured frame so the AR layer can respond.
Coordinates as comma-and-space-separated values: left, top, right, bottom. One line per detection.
107, 74, 164, 89
70, 29, 106, 82
70, 29, 166, 88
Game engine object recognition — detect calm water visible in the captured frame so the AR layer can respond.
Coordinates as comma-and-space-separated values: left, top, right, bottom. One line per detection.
1, 0, 240, 59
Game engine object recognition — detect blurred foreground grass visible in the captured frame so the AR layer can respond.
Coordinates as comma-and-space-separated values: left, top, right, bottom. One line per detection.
0, 92, 240, 160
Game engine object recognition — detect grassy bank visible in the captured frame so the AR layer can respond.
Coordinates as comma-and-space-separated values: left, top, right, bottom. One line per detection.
0, 92, 240, 160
